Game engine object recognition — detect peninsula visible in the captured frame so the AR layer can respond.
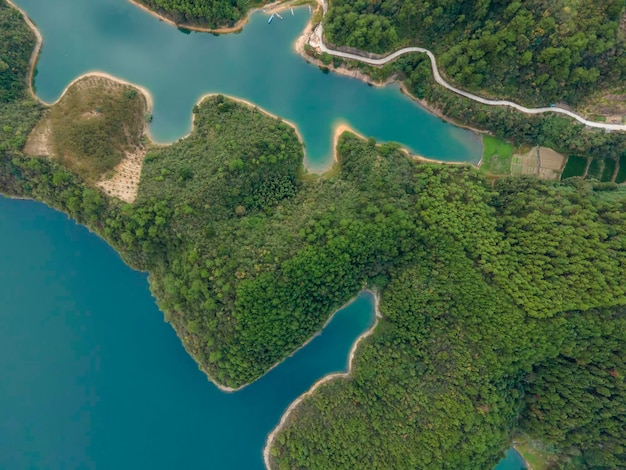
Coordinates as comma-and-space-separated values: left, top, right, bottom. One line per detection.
1, 0, 625, 469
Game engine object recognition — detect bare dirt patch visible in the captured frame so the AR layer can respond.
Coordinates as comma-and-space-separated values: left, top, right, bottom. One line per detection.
538, 147, 566, 180
23, 118, 52, 156
511, 146, 565, 180
96, 149, 146, 203
606, 115, 624, 124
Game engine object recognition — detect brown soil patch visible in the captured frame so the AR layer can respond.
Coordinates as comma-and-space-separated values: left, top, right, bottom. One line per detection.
23, 118, 52, 157
96, 149, 146, 203
511, 146, 564, 180
538, 147, 566, 171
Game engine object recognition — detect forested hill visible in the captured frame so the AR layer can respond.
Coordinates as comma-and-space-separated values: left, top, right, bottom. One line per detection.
134, 0, 265, 29
324, 0, 626, 106
2, 1, 626, 468
270, 135, 626, 470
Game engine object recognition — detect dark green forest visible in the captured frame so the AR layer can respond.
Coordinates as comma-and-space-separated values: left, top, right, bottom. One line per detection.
135, 0, 265, 29
270, 137, 626, 469
324, 0, 626, 106
0, 1, 41, 151
1, 1, 625, 468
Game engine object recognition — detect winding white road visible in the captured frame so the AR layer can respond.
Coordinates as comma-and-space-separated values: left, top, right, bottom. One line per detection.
308, 22, 626, 132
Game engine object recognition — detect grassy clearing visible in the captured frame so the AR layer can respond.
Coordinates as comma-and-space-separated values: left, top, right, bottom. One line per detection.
37, 76, 147, 182
480, 135, 513, 175
561, 156, 588, 179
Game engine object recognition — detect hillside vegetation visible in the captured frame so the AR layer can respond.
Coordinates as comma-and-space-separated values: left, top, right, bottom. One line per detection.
26, 76, 148, 181
270, 136, 626, 470
1, 2, 625, 468
325, 0, 626, 106
0, 0, 41, 152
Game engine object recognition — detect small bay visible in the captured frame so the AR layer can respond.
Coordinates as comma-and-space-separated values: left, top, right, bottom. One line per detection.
0, 196, 374, 468
13, 0, 481, 170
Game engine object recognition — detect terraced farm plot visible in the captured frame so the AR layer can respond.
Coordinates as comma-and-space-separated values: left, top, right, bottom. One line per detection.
538, 147, 565, 180
587, 159, 603, 180
617, 157, 626, 184
601, 159, 617, 182
510, 148, 538, 177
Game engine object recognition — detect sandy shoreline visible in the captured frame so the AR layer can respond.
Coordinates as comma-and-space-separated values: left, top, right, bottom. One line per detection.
7, 0, 155, 128
332, 121, 476, 168
262, 289, 382, 469
512, 445, 534, 470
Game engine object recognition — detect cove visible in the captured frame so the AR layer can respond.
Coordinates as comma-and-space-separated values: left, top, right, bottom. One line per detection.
0, 195, 529, 469
13, 0, 482, 171
0, 196, 375, 468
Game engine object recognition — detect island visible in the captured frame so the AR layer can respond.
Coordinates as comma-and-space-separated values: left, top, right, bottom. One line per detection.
1, 0, 625, 468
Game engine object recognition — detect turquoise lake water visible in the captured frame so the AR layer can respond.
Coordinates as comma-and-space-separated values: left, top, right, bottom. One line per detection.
14, 0, 481, 171
0, 196, 375, 468
495, 448, 528, 470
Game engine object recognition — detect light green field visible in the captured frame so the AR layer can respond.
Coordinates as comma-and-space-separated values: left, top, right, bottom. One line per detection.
480, 135, 514, 175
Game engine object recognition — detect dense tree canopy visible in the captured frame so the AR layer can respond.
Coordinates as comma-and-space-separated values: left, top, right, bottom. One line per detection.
270, 137, 626, 470
0, 1, 33, 103
325, 0, 626, 106
136, 0, 264, 29
0, 0, 42, 153
1, 2, 625, 468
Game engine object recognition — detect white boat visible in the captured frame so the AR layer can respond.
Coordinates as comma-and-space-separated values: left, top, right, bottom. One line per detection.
268, 13, 274, 23
291, 7, 294, 15
276, 13, 283, 19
